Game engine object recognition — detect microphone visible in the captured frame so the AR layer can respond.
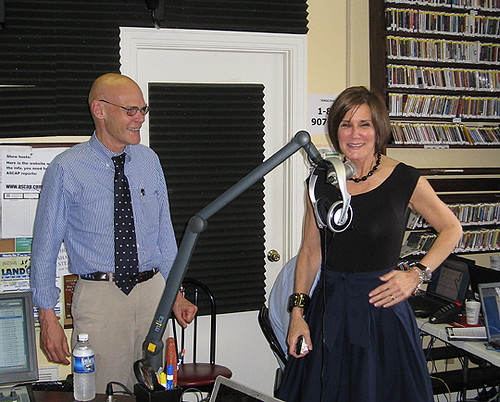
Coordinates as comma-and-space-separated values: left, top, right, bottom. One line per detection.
301, 134, 356, 185
326, 161, 357, 186
303, 141, 331, 171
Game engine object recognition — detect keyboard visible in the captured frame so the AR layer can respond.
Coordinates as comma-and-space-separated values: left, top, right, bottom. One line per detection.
409, 296, 444, 317
0, 385, 34, 402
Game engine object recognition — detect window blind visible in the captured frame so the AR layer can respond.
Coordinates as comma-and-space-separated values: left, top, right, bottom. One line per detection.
149, 83, 266, 314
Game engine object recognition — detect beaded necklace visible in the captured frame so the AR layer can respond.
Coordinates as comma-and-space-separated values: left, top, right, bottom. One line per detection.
348, 152, 381, 183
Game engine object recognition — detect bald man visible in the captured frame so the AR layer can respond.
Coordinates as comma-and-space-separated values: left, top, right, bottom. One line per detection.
31, 73, 197, 392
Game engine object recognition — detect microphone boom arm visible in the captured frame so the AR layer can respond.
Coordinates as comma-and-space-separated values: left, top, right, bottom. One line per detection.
143, 130, 320, 370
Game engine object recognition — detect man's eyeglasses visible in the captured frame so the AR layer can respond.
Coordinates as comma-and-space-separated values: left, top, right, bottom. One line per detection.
99, 99, 150, 116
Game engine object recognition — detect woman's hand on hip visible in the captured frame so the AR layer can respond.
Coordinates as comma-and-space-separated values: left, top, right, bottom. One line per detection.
368, 269, 421, 307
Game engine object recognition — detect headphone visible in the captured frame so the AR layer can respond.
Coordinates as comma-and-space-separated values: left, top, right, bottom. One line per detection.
308, 157, 353, 233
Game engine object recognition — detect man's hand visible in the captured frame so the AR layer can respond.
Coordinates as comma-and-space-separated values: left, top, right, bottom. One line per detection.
172, 292, 198, 328
38, 308, 71, 365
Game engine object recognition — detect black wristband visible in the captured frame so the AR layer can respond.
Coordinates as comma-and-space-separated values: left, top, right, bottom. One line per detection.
414, 262, 428, 271
288, 293, 311, 314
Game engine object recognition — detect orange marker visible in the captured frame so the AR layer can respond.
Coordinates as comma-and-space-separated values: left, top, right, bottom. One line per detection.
166, 337, 177, 387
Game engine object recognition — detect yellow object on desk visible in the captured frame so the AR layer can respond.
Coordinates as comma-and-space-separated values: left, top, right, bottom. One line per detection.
159, 371, 167, 388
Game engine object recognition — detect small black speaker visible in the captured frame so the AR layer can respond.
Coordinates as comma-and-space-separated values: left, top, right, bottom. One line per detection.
144, 0, 160, 11
0, 0, 5, 29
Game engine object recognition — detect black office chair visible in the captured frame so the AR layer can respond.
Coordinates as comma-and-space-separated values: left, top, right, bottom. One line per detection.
171, 278, 232, 393
257, 305, 287, 395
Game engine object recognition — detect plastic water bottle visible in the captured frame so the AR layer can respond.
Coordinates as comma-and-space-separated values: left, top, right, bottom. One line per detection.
73, 333, 96, 401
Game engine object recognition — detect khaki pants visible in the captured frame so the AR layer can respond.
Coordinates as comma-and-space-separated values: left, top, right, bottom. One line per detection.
71, 272, 167, 393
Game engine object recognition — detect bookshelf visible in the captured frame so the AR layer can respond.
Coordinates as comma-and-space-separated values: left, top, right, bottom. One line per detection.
401, 168, 500, 256
369, 1, 500, 258
369, 0, 500, 148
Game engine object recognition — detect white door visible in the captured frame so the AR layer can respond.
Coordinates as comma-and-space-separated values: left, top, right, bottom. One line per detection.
120, 28, 307, 392
120, 28, 307, 288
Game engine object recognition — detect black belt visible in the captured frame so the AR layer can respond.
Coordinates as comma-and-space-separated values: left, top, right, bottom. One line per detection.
80, 269, 157, 283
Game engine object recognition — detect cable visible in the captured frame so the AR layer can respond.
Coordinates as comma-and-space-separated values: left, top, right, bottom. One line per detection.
105, 381, 135, 401
477, 386, 499, 402
430, 375, 451, 402
424, 336, 438, 375
319, 228, 336, 402
320, 232, 327, 402
180, 387, 204, 402
150, 10, 160, 29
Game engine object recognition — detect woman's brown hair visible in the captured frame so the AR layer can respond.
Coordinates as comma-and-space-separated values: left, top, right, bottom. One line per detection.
327, 86, 391, 155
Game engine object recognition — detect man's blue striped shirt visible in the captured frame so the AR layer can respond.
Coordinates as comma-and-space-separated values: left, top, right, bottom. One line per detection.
31, 134, 177, 309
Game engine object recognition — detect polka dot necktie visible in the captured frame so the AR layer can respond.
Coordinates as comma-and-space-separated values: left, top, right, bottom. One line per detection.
112, 153, 139, 295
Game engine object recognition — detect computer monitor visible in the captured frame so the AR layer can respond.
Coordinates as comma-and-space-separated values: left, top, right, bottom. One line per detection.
468, 264, 500, 300
478, 282, 500, 347
0, 291, 38, 386
426, 255, 472, 303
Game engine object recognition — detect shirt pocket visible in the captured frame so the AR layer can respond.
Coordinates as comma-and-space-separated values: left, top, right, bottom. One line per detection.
135, 187, 160, 235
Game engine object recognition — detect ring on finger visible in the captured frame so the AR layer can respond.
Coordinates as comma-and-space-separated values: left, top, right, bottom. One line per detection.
390, 295, 396, 300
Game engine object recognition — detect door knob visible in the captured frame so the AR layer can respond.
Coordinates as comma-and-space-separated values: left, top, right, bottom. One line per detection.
267, 250, 280, 262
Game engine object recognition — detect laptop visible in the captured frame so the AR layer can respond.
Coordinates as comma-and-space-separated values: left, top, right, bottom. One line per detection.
478, 282, 500, 349
409, 256, 471, 318
468, 264, 500, 300
209, 376, 283, 402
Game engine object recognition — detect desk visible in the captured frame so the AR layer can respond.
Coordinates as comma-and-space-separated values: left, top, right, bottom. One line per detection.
33, 391, 135, 401
417, 317, 500, 400
417, 318, 500, 367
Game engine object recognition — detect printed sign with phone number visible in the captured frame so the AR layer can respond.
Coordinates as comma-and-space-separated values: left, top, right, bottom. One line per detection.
307, 94, 337, 135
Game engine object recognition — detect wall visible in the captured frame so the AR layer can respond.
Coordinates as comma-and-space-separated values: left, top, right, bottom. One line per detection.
308, 0, 347, 93
308, 0, 371, 93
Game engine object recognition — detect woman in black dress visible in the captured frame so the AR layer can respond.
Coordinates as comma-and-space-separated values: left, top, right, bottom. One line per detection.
277, 86, 463, 401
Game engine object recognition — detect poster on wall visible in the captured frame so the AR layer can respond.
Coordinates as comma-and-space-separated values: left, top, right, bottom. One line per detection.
0, 145, 70, 325
0, 252, 31, 292
0, 146, 68, 239
307, 93, 337, 136
0, 243, 69, 324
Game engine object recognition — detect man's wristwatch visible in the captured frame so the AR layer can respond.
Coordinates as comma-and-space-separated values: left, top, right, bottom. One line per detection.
413, 262, 432, 283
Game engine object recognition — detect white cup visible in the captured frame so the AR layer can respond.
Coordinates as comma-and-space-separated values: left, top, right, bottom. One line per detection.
491, 255, 500, 271
465, 300, 481, 325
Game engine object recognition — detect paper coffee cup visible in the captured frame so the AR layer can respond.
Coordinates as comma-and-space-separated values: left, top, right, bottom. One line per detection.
491, 255, 500, 271
465, 300, 481, 325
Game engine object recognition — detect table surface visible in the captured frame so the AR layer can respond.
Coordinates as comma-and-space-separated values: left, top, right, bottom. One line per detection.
416, 317, 500, 367
33, 391, 135, 401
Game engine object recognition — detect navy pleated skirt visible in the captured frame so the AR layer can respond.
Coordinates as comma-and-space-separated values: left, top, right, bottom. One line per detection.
276, 267, 433, 402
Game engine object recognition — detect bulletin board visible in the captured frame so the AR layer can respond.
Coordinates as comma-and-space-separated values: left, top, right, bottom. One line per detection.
0, 143, 73, 325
